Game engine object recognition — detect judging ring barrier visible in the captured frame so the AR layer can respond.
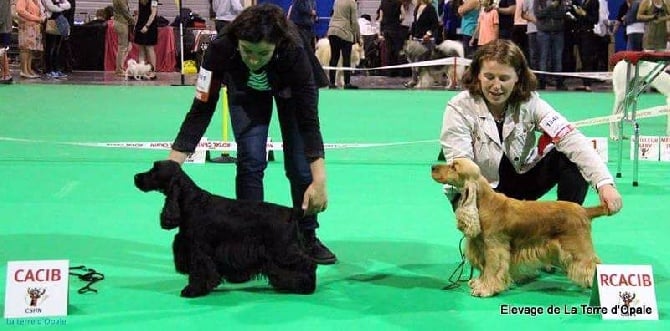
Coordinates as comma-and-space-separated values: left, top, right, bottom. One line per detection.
609, 51, 670, 186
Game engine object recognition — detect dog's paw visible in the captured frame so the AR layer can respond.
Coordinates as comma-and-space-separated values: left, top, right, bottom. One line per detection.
180, 284, 211, 298
470, 282, 498, 297
468, 278, 481, 289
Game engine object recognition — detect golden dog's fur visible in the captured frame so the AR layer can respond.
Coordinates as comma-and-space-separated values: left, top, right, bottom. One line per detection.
431, 158, 610, 297
314, 37, 364, 87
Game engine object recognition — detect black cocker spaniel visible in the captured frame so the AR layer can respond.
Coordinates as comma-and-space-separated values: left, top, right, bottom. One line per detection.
134, 160, 317, 297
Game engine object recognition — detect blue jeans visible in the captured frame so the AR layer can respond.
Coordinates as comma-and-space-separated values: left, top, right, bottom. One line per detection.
537, 30, 564, 86
229, 90, 318, 230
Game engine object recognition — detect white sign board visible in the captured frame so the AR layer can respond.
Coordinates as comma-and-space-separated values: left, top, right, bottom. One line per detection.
660, 136, 670, 162
631, 136, 660, 161
4, 260, 69, 318
185, 137, 208, 164
590, 264, 658, 320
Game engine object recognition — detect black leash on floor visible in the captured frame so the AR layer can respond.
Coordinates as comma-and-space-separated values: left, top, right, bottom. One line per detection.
443, 235, 474, 290
69, 265, 105, 294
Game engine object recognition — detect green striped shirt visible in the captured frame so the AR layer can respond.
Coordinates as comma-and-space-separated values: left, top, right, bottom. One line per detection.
247, 70, 271, 91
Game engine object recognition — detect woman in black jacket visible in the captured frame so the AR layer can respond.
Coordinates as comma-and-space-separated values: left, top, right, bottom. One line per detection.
167, 4, 336, 265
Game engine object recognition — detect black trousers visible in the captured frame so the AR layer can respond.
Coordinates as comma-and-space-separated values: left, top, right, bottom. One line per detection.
450, 150, 588, 209
496, 149, 588, 203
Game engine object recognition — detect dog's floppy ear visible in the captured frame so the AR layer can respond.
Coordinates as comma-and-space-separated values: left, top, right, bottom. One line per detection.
455, 180, 481, 238
160, 180, 181, 230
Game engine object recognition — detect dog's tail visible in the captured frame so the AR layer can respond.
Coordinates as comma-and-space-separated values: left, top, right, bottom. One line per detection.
585, 205, 611, 220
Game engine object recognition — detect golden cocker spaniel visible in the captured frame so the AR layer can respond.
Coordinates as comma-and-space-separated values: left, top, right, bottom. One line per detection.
431, 158, 611, 297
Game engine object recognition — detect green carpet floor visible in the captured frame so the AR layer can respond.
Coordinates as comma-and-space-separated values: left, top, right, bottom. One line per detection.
0, 85, 668, 330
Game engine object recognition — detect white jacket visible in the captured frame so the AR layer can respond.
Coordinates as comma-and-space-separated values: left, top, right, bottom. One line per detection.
440, 91, 614, 189
41, 0, 70, 17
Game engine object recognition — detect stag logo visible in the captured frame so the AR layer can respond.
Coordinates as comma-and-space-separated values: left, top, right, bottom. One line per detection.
26, 287, 47, 307
641, 147, 649, 158
618, 291, 637, 316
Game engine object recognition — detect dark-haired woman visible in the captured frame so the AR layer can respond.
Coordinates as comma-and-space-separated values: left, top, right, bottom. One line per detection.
167, 4, 335, 264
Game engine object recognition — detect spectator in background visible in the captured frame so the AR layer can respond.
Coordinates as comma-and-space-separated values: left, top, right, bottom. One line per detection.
637, 0, 670, 51
379, 0, 404, 76
512, 0, 528, 59
59, 0, 74, 73
405, 0, 440, 88
625, 0, 644, 50
327, 0, 360, 89
113, 0, 134, 76
497, 0, 516, 39
443, 0, 462, 41
570, 0, 599, 92
0, 0, 12, 82
534, 0, 567, 90
400, 0, 415, 39
15, 0, 45, 79
471, 0, 498, 47
521, 0, 539, 70
289, 0, 317, 52
133, 0, 158, 79
41, 0, 71, 79
211, 0, 243, 34
458, 0, 479, 58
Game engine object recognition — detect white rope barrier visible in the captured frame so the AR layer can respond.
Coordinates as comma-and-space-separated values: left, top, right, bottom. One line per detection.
322, 56, 613, 81
1, 108, 667, 153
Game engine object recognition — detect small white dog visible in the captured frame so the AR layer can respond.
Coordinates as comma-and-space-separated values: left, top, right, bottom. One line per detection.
610, 60, 670, 140
314, 38, 364, 87
125, 59, 154, 81
402, 39, 467, 89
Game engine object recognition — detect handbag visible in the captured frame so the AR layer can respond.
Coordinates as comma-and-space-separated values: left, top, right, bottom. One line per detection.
45, 19, 60, 35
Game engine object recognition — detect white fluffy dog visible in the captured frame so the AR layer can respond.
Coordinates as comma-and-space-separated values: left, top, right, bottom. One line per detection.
610, 60, 670, 140
314, 38, 364, 87
402, 39, 467, 89
125, 59, 154, 81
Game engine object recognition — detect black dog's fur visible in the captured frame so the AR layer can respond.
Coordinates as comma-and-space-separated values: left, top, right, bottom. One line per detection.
134, 160, 317, 297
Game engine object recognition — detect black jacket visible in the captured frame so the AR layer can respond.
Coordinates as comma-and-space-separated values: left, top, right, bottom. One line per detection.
172, 33, 326, 160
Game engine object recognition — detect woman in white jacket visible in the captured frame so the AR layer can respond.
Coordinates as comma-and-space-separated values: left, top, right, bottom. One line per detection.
41, 0, 70, 79
440, 39, 622, 215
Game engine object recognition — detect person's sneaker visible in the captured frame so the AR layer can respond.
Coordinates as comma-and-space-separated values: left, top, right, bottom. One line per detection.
45, 71, 57, 79
302, 231, 337, 265
55, 71, 68, 79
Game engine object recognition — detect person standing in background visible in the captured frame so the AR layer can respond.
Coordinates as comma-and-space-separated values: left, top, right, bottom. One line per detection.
521, 0, 539, 70
59, 0, 74, 73
637, 0, 670, 51
289, 0, 317, 52
534, 0, 567, 90
15, 0, 45, 79
512, 0, 528, 59
41, 0, 71, 79
133, 0, 158, 79
113, 0, 134, 76
458, 0, 479, 58
379, 0, 404, 76
211, 0, 243, 34
327, 0, 360, 89
0, 0, 12, 82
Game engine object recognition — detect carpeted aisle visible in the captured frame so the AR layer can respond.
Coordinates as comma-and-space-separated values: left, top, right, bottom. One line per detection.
0, 85, 668, 330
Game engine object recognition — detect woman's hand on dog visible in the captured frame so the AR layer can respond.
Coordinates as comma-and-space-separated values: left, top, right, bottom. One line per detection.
303, 158, 328, 215
598, 184, 622, 215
